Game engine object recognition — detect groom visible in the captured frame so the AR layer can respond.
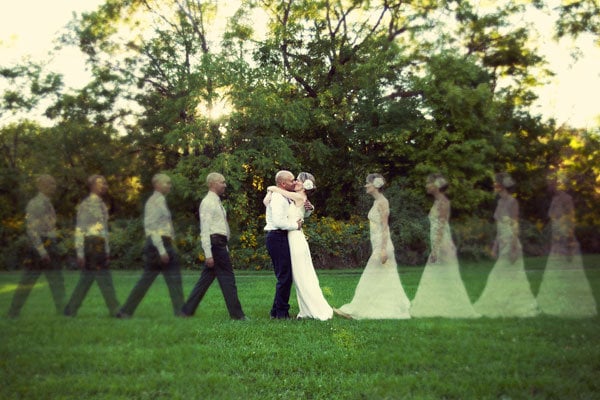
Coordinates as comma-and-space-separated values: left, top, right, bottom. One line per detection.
265, 170, 312, 319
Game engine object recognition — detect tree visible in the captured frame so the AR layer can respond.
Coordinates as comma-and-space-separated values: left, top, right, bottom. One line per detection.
0, 61, 63, 122
555, 0, 600, 45
19, 0, 592, 266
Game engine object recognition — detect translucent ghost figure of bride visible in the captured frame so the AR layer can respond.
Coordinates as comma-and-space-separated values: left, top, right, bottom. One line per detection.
473, 172, 539, 317
536, 174, 597, 317
337, 174, 411, 320
410, 173, 480, 318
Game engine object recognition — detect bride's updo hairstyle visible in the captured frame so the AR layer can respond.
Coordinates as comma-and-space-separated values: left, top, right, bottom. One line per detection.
495, 172, 515, 192
366, 173, 385, 191
427, 173, 449, 193
297, 172, 316, 194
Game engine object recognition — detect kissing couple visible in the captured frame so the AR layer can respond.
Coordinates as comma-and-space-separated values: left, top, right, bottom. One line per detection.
264, 170, 344, 320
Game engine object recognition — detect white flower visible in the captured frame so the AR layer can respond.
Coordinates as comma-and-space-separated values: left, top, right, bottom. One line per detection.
372, 177, 384, 188
434, 177, 447, 189
502, 176, 515, 188
303, 180, 315, 190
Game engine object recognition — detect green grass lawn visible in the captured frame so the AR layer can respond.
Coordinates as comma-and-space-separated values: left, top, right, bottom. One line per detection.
1, 256, 599, 399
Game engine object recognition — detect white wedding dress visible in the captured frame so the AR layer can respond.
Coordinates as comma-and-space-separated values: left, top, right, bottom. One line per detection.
410, 200, 480, 318
473, 197, 539, 317
288, 203, 333, 320
536, 191, 597, 317
338, 203, 411, 319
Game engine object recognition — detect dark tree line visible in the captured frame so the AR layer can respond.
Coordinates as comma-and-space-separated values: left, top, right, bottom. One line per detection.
1, 0, 599, 268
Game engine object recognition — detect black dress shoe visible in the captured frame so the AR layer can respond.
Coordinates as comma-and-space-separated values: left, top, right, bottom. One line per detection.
270, 315, 291, 320
115, 311, 131, 319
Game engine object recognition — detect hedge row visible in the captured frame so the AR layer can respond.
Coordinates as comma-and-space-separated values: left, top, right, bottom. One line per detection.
2, 214, 596, 271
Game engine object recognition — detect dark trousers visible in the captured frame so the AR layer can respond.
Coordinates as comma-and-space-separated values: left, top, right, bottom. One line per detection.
120, 237, 184, 316
182, 234, 245, 319
64, 236, 120, 316
266, 230, 292, 318
8, 239, 65, 317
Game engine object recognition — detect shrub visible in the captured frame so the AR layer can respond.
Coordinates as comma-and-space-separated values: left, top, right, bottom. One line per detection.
105, 219, 144, 270
229, 223, 272, 270
520, 219, 548, 257
173, 221, 204, 270
453, 216, 555, 261
452, 216, 495, 261
226, 215, 370, 270
1, 212, 597, 271
385, 182, 429, 266
0, 220, 74, 271
576, 224, 600, 254
303, 215, 370, 269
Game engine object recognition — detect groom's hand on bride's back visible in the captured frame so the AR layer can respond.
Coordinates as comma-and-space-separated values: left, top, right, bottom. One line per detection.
304, 199, 314, 212
297, 219, 303, 230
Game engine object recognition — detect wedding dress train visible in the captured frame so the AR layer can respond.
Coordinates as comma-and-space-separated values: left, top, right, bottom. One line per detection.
537, 191, 597, 317
288, 204, 333, 320
410, 200, 479, 318
338, 203, 411, 319
473, 205, 539, 318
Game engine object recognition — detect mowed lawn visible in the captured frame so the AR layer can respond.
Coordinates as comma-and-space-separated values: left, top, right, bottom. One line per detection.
1, 256, 599, 399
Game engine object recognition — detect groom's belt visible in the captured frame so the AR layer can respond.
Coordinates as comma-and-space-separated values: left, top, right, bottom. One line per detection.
210, 234, 228, 248
210, 234, 228, 242
267, 229, 287, 234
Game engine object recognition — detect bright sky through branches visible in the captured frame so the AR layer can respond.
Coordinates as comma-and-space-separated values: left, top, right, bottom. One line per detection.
0, 0, 598, 128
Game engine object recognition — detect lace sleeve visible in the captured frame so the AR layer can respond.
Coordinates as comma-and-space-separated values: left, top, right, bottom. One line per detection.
431, 199, 449, 258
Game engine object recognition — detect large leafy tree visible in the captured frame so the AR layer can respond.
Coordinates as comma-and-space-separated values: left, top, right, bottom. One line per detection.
232, 0, 449, 217
66, 1, 284, 227
2, 0, 599, 267
555, 0, 600, 44
59, 0, 583, 243
0, 62, 65, 251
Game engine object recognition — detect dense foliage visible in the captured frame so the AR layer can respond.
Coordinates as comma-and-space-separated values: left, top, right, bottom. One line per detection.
1, 0, 599, 269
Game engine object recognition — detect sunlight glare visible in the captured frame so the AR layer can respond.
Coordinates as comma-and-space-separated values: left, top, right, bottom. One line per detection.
0, 282, 47, 294
195, 97, 233, 121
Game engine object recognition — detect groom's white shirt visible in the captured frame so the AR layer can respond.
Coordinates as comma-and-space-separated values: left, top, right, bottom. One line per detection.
265, 192, 298, 231
199, 191, 230, 259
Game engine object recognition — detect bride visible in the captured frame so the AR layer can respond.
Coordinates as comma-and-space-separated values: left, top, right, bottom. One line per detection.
410, 173, 479, 318
473, 172, 538, 317
337, 174, 411, 320
265, 172, 334, 320
536, 174, 597, 317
